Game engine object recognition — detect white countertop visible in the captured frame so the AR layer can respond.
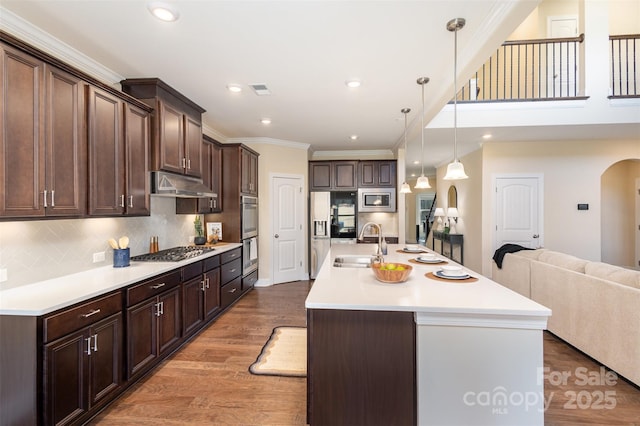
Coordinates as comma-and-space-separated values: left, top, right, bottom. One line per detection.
305, 244, 551, 329
0, 243, 242, 316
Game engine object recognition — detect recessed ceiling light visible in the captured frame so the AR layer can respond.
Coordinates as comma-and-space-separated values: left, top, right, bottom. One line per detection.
350, 135, 358, 140
482, 133, 493, 139
413, 160, 420, 165
345, 80, 361, 88
227, 84, 242, 93
261, 118, 272, 125
148, 2, 179, 22
411, 173, 416, 177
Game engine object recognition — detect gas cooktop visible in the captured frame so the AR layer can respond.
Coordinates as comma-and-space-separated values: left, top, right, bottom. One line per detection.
131, 246, 215, 262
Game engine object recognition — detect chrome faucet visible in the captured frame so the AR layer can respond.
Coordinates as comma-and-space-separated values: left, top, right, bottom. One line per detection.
358, 222, 384, 263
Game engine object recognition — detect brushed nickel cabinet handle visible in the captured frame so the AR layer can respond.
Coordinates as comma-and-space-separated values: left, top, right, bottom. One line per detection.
151, 283, 166, 289
187, 159, 191, 170
92, 334, 98, 352
86, 337, 93, 355
120, 194, 125, 208
51, 190, 55, 207
81, 308, 101, 318
43, 190, 48, 208
128, 195, 134, 208
182, 158, 187, 169
229, 288, 237, 294
201, 280, 206, 291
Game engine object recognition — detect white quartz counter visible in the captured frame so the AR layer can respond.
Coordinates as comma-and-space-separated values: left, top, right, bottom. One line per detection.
305, 243, 550, 329
0, 243, 242, 316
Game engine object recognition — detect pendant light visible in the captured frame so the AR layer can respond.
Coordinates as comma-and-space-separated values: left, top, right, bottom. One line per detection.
399, 108, 412, 194
414, 77, 431, 189
443, 18, 469, 180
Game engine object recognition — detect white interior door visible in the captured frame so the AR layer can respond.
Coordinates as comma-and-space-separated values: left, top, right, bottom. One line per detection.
495, 175, 543, 250
548, 16, 578, 97
636, 178, 640, 269
272, 175, 304, 284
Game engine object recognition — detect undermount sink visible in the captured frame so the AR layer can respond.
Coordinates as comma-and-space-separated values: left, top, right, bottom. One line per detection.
333, 255, 375, 268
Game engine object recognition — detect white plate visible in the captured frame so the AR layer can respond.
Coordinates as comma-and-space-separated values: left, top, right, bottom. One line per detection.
415, 257, 443, 264
434, 270, 471, 280
403, 247, 424, 253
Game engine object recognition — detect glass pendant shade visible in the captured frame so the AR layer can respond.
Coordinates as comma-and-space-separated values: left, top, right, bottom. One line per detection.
400, 182, 412, 193
443, 160, 468, 180
415, 175, 431, 189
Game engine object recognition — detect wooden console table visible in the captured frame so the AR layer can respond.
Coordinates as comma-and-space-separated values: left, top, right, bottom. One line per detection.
432, 231, 464, 265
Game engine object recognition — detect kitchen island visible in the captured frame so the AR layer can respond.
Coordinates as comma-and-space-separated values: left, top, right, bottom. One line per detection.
306, 243, 551, 426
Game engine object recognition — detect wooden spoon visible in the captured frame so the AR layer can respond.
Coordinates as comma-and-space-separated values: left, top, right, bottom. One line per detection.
108, 238, 119, 250
118, 236, 129, 249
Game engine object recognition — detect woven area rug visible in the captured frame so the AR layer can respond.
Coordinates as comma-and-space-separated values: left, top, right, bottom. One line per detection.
249, 326, 307, 377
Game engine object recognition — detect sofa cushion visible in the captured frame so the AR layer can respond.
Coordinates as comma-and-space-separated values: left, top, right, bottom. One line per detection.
585, 262, 640, 289
538, 251, 589, 273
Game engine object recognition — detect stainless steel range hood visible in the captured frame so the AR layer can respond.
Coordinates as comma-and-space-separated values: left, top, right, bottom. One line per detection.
151, 171, 217, 198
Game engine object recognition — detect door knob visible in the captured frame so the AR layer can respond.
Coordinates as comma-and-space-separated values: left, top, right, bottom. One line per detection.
533, 234, 540, 238
274, 234, 279, 238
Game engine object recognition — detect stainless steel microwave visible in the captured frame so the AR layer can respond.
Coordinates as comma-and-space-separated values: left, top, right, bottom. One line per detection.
357, 188, 396, 213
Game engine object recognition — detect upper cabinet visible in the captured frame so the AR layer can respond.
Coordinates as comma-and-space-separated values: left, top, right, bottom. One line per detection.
87, 87, 150, 217
1, 43, 87, 218
309, 160, 360, 191
121, 78, 205, 178
240, 148, 259, 196
358, 160, 396, 188
176, 134, 223, 214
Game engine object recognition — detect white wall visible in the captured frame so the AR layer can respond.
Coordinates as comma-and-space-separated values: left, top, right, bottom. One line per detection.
481, 138, 640, 276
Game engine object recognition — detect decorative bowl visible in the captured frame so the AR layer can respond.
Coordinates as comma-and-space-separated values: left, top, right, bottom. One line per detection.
372, 262, 413, 283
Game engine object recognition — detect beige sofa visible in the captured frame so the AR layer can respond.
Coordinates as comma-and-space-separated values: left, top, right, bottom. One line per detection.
492, 249, 640, 387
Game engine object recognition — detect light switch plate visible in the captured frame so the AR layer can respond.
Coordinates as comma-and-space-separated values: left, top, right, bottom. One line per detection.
93, 252, 106, 263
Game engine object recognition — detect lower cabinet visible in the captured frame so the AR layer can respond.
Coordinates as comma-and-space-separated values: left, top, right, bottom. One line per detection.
182, 257, 221, 337
220, 248, 243, 309
125, 270, 182, 379
242, 270, 258, 292
40, 291, 123, 426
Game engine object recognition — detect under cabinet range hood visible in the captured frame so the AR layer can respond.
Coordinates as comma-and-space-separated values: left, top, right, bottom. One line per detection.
151, 171, 217, 198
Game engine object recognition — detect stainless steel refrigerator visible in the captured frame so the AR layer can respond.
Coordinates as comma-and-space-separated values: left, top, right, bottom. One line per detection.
309, 192, 331, 279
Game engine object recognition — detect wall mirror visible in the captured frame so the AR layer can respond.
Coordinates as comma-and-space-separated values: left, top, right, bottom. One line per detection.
448, 185, 457, 209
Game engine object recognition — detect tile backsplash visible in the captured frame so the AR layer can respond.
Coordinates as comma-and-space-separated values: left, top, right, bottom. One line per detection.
0, 198, 198, 290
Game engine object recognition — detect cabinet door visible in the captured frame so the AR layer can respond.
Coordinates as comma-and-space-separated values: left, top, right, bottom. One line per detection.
377, 161, 396, 187
89, 313, 122, 407
182, 276, 204, 336
88, 86, 125, 216
158, 287, 181, 355
158, 100, 184, 175
203, 268, 221, 319
184, 114, 202, 178
210, 141, 222, 212
309, 162, 332, 191
43, 329, 88, 426
45, 64, 86, 216
333, 161, 357, 190
0, 43, 45, 217
358, 161, 376, 187
126, 298, 157, 378
124, 103, 150, 216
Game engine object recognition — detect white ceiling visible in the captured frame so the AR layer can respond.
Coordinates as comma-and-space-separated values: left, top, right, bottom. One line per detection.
2, 0, 553, 176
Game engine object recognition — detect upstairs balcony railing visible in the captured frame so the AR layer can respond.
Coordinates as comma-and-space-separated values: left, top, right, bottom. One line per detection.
610, 34, 640, 98
458, 34, 585, 102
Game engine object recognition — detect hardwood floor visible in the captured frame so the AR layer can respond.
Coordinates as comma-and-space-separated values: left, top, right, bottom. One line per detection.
91, 281, 640, 425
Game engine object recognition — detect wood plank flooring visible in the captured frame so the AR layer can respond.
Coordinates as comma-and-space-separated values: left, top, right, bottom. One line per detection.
91, 280, 640, 425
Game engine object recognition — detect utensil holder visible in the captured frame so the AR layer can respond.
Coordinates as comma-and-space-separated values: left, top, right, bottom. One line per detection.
114, 248, 130, 268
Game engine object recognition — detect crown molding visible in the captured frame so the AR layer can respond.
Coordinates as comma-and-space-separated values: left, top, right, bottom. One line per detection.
311, 149, 395, 160
202, 125, 229, 143
0, 6, 123, 85
226, 137, 310, 150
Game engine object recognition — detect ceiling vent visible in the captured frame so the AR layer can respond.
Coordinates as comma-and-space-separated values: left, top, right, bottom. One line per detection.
250, 83, 272, 96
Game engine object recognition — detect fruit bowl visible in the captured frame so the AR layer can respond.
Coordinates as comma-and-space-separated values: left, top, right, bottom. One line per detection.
372, 262, 413, 283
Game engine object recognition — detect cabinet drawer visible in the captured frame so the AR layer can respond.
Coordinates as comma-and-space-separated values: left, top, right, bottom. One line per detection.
126, 270, 181, 307
221, 258, 242, 284
182, 260, 203, 282
43, 291, 122, 343
203, 255, 220, 271
220, 247, 241, 264
221, 277, 241, 308
242, 270, 257, 292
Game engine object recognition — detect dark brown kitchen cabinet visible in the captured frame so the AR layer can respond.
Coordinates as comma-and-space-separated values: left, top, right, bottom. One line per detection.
309, 161, 357, 191
43, 313, 122, 426
182, 256, 221, 337
125, 271, 182, 379
176, 134, 222, 214
87, 86, 150, 217
121, 78, 205, 178
220, 248, 243, 308
307, 309, 416, 426
241, 148, 259, 195
0, 43, 86, 218
41, 291, 123, 426
358, 160, 396, 188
